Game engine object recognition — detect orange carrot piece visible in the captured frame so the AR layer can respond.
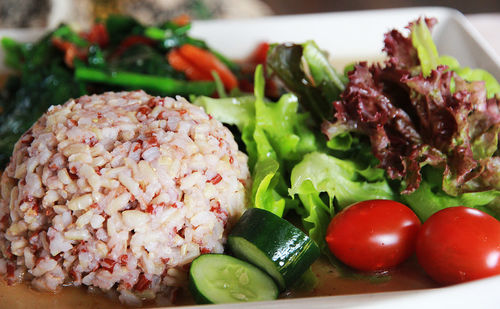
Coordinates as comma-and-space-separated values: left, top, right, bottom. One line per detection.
51, 37, 87, 68
167, 49, 213, 81
177, 44, 238, 90
81, 23, 109, 47
171, 14, 191, 26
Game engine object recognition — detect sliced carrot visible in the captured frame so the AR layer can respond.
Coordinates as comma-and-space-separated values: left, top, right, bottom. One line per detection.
167, 49, 213, 80
167, 49, 191, 71
177, 44, 238, 90
52, 37, 87, 68
171, 14, 191, 26
81, 23, 109, 47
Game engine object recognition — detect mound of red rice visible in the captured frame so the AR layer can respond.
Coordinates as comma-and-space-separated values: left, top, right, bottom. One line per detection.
0, 91, 250, 305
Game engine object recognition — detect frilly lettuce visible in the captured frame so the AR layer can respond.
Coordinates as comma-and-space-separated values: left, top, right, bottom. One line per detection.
411, 18, 500, 97
322, 17, 500, 220
402, 169, 500, 220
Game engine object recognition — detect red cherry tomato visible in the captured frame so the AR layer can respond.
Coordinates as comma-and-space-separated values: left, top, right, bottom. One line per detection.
416, 206, 500, 285
325, 199, 421, 271
249, 42, 270, 64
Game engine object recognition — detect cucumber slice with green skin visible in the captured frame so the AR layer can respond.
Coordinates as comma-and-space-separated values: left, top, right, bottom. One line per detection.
228, 208, 320, 291
189, 254, 279, 304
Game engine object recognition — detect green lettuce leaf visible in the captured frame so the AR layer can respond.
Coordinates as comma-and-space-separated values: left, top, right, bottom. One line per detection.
454, 67, 500, 98
403, 166, 500, 220
302, 40, 346, 101
266, 41, 346, 123
252, 159, 286, 217
296, 192, 332, 257
412, 19, 500, 98
193, 95, 255, 130
289, 152, 396, 250
194, 65, 318, 217
411, 19, 439, 77
290, 152, 396, 209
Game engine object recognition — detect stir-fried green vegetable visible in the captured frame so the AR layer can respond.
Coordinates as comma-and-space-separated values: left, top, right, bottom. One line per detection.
0, 15, 239, 168
0, 33, 83, 167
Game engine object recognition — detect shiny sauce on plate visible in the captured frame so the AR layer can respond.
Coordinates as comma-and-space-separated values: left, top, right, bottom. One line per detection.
0, 256, 438, 308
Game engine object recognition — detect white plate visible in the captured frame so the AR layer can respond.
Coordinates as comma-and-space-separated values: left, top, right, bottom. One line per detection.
1, 6, 500, 309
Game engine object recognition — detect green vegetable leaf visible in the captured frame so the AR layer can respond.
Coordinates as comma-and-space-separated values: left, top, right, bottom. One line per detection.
52, 25, 89, 47
410, 19, 500, 97
296, 192, 331, 254
411, 19, 439, 77
252, 159, 286, 217
403, 166, 500, 221
438, 55, 460, 70
105, 15, 143, 46
193, 95, 255, 130
326, 132, 353, 151
195, 65, 319, 217
290, 152, 396, 210
75, 67, 215, 96
110, 44, 184, 78
211, 71, 227, 98
1, 37, 24, 70
302, 40, 346, 101
289, 151, 396, 263
255, 91, 316, 162
267, 42, 345, 123
454, 66, 500, 98
87, 45, 106, 69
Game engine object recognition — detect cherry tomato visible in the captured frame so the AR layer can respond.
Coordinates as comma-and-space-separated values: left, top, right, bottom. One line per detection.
416, 206, 500, 285
325, 199, 421, 271
249, 42, 270, 64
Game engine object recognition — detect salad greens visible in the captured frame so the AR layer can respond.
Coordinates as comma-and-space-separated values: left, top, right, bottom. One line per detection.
196, 65, 395, 260
289, 152, 396, 256
195, 65, 318, 217
266, 41, 346, 123
322, 18, 500, 220
198, 17, 500, 263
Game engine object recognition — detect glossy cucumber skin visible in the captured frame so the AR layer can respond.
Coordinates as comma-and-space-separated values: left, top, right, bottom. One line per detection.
228, 208, 320, 290
189, 275, 212, 305
189, 253, 278, 304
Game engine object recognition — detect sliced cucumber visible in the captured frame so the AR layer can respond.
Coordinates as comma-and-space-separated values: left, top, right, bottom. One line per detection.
228, 208, 320, 291
189, 254, 278, 304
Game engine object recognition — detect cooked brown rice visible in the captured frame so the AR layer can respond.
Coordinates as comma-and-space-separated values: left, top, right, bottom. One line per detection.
0, 90, 250, 306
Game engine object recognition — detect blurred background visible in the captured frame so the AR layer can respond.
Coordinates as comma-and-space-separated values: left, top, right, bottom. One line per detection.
263, 0, 500, 15
1, 0, 499, 28
0, 0, 498, 56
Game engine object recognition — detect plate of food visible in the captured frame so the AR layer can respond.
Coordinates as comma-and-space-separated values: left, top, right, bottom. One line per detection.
0, 6, 500, 309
